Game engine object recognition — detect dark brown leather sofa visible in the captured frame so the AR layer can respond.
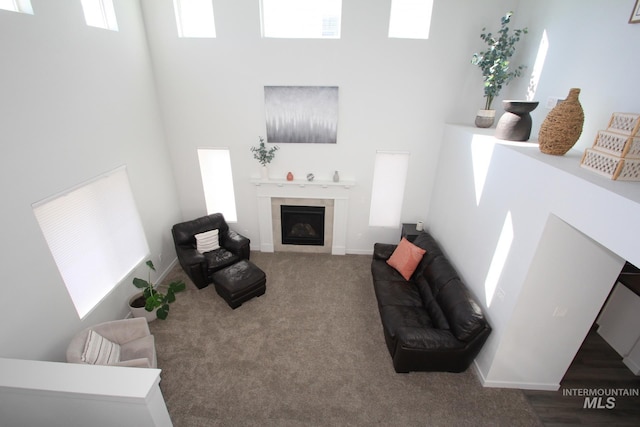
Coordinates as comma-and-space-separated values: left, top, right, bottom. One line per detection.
172, 213, 250, 289
371, 231, 491, 373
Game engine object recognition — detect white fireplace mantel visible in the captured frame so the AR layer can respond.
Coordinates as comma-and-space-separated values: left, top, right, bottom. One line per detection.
252, 179, 355, 255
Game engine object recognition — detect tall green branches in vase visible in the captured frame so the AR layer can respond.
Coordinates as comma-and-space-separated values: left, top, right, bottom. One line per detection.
471, 11, 528, 111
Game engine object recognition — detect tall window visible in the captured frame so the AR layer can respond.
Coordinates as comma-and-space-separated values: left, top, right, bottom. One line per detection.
173, 0, 216, 38
369, 151, 410, 227
261, 0, 342, 39
198, 148, 238, 222
388, 0, 433, 39
81, 0, 118, 31
0, 0, 33, 14
32, 167, 149, 319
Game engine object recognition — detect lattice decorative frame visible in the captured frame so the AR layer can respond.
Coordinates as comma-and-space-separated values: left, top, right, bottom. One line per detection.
580, 149, 625, 180
607, 112, 640, 136
592, 130, 640, 159
618, 158, 640, 181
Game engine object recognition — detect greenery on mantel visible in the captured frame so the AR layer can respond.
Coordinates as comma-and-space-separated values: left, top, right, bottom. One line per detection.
250, 136, 279, 166
471, 11, 528, 110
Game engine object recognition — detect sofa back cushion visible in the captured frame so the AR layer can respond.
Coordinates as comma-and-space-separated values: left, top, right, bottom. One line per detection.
415, 274, 450, 330
412, 231, 487, 342
172, 213, 230, 247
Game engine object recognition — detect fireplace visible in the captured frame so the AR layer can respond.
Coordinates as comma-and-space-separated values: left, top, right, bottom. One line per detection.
280, 205, 325, 246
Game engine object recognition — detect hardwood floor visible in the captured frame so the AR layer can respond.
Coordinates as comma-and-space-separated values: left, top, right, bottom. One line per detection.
523, 326, 640, 426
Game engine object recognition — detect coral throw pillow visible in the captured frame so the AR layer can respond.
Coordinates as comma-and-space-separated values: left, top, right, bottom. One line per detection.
386, 237, 427, 280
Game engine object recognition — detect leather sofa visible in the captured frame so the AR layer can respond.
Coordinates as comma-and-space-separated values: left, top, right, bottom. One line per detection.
172, 213, 250, 289
371, 231, 491, 373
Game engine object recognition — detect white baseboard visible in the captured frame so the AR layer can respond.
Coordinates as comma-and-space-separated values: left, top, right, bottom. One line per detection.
157, 257, 179, 283
472, 360, 560, 390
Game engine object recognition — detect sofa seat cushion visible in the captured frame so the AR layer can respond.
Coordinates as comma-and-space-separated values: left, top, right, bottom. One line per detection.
204, 247, 240, 273
381, 305, 434, 339
120, 335, 156, 368
371, 259, 405, 282
373, 279, 423, 308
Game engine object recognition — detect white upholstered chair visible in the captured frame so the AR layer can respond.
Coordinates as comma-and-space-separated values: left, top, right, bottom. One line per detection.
66, 317, 157, 368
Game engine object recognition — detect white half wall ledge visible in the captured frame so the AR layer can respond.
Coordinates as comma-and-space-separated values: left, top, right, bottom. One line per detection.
428, 124, 637, 391
0, 358, 172, 427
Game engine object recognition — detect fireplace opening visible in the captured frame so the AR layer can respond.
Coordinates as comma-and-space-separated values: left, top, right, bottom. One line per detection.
281, 205, 325, 246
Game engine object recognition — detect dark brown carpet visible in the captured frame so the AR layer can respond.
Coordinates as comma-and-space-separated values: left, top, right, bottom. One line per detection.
150, 251, 541, 426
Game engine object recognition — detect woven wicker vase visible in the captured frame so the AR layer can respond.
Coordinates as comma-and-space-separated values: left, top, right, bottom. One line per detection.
538, 88, 584, 155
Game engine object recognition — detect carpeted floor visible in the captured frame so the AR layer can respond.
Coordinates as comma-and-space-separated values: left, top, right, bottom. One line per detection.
150, 252, 541, 426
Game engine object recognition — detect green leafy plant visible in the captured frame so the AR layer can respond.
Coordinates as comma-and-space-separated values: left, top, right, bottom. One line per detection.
132, 260, 186, 320
471, 12, 528, 110
250, 136, 279, 166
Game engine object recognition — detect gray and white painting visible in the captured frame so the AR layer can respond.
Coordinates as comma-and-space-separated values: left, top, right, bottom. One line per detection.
264, 86, 338, 144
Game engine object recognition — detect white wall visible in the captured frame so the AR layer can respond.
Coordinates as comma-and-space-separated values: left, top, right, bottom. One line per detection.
0, 0, 182, 361
140, 0, 516, 254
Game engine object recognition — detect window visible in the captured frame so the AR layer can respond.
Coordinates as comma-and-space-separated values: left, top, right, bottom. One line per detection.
388, 0, 433, 39
81, 0, 118, 31
0, 0, 33, 14
198, 148, 238, 222
261, 0, 342, 39
32, 167, 149, 319
173, 0, 216, 38
369, 151, 410, 227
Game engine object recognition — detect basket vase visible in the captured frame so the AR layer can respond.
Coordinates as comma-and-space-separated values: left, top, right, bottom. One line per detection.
539, 88, 585, 155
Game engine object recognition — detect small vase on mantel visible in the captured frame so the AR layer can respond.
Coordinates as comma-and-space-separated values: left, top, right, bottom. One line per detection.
333, 171, 340, 182
538, 88, 584, 155
260, 166, 269, 180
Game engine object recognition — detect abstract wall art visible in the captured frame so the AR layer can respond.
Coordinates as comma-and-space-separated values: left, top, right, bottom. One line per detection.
264, 86, 339, 144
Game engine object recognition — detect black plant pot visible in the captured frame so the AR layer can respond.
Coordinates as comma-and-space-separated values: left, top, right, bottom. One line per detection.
495, 101, 539, 141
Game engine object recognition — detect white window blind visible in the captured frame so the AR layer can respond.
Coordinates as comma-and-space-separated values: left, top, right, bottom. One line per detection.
261, 0, 342, 39
388, 0, 433, 39
0, 0, 33, 14
80, 0, 118, 31
369, 151, 410, 227
173, 0, 216, 38
32, 167, 149, 319
198, 148, 238, 222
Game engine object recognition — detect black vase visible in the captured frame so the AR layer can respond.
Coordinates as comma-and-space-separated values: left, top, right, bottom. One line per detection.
495, 101, 539, 141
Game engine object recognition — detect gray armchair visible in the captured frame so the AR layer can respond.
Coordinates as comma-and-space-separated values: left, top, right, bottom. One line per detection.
66, 317, 157, 368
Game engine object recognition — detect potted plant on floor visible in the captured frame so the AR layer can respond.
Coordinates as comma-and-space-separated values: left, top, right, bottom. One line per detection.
129, 260, 186, 321
471, 11, 528, 128
251, 136, 279, 180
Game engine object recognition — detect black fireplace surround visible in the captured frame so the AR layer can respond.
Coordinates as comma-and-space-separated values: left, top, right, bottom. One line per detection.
281, 205, 325, 246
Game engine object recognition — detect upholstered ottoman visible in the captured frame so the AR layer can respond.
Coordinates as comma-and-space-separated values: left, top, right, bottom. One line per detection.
212, 260, 266, 309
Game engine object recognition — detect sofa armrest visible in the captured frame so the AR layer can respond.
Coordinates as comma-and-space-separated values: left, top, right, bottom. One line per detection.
221, 230, 250, 259
373, 243, 397, 261
175, 244, 208, 288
